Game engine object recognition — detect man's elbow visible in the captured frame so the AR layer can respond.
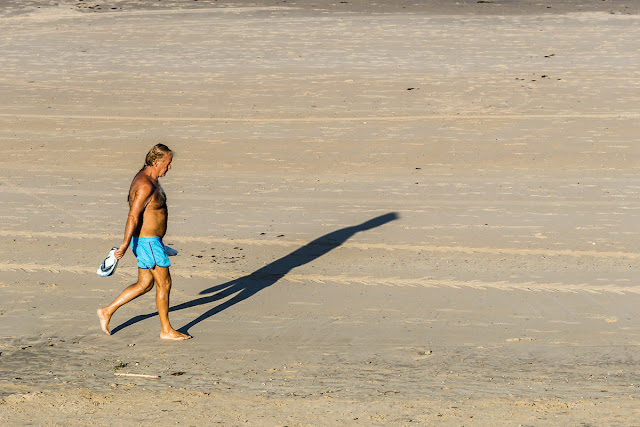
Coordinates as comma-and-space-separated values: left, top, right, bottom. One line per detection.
127, 214, 141, 225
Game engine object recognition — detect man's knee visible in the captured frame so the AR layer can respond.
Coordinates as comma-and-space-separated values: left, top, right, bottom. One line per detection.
155, 279, 171, 292
141, 281, 154, 293
137, 269, 155, 292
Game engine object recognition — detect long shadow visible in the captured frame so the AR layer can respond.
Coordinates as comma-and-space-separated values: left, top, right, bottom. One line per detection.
111, 212, 398, 336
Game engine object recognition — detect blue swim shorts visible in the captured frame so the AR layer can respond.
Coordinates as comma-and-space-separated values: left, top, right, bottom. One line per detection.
131, 236, 170, 269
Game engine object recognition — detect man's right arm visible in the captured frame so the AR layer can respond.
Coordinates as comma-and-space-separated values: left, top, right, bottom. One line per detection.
114, 182, 153, 259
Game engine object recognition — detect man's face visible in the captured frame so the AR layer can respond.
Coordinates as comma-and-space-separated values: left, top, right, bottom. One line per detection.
157, 154, 173, 177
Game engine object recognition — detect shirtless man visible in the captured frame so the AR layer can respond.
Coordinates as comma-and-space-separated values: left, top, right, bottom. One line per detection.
97, 144, 191, 340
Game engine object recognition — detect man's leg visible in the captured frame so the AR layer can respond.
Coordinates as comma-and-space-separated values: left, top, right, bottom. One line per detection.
149, 266, 191, 340
97, 268, 155, 335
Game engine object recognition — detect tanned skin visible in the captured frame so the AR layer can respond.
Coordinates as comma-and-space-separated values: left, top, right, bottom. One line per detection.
97, 153, 191, 340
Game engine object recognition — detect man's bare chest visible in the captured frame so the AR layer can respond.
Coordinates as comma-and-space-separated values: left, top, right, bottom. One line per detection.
147, 186, 167, 210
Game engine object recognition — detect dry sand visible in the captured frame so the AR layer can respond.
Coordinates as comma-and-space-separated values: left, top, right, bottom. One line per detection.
2, 0, 640, 425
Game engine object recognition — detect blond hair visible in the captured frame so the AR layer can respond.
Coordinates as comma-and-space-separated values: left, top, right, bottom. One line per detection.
144, 144, 172, 167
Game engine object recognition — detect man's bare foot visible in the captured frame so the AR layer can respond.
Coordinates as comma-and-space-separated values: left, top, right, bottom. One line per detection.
160, 329, 191, 340
97, 308, 112, 335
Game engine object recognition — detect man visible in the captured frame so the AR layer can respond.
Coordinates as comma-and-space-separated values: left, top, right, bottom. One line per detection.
97, 144, 191, 340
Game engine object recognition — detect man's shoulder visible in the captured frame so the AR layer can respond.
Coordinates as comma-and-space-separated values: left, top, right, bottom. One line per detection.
131, 172, 157, 195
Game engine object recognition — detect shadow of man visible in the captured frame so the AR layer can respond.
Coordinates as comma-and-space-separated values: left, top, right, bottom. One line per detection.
111, 212, 398, 336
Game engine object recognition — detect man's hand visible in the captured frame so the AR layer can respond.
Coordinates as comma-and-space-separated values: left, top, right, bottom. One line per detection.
114, 244, 128, 259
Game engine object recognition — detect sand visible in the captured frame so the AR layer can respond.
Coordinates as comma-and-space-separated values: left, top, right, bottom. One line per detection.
1, 0, 640, 425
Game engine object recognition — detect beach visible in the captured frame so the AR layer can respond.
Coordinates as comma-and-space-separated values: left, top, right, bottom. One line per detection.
1, 0, 640, 424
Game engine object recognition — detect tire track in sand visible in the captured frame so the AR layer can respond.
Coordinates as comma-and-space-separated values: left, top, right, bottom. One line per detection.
0, 229, 636, 260
0, 262, 638, 294
1, 112, 640, 123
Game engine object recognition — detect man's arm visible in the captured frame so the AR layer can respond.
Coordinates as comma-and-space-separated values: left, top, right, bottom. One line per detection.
114, 181, 154, 259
